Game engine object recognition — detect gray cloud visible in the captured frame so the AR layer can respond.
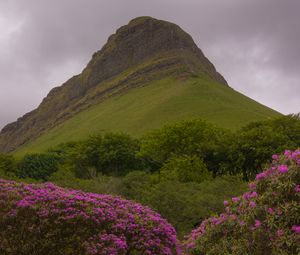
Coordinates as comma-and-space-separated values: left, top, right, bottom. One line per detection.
0, 0, 299, 129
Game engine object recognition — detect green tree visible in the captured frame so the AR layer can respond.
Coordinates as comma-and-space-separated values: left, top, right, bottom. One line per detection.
72, 133, 141, 178
160, 155, 211, 183
0, 154, 17, 177
17, 153, 60, 180
225, 116, 300, 180
139, 119, 230, 176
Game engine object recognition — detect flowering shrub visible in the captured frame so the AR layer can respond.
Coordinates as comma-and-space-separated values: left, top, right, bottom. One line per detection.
184, 150, 300, 255
0, 180, 181, 255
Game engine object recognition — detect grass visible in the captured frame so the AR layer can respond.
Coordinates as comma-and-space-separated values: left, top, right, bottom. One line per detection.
14, 75, 281, 156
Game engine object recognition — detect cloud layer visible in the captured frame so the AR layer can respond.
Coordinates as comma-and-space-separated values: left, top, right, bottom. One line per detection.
0, 0, 299, 129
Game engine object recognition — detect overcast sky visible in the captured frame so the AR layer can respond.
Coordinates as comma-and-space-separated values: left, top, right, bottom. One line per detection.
0, 0, 299, 129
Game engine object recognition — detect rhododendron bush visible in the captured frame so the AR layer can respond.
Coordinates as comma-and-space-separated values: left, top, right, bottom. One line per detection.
185, 150, 300, 255
0, 181, 180, 255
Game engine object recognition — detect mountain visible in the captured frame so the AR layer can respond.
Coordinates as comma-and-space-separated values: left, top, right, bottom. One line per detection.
0, 16, 280, 154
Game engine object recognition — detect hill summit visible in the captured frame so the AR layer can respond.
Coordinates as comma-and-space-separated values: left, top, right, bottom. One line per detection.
0, 17, 279, 153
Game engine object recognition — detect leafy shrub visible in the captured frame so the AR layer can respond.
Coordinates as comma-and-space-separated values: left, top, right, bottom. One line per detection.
72, 133, 141, 178
224, 115, 300, 180
160, 155, 211, 183
139, 119, 229, 176
0, 180, 181, 255
49, 168, 124, 196
17, 153, 60, 180
121, 172, 246, 237
184, 150, 300, 255
0, 154, 17, 177
48, 169, 246, 237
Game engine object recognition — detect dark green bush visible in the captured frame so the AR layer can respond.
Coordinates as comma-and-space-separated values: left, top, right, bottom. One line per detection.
72, 133, 142, 178
139, 119, 229, 176
160, 155, 211, 183
17, 153, 60, 180
224, 116, 300, 180
0, 154, 17, 177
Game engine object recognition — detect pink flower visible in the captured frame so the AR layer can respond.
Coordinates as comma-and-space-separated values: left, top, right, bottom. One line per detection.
276, 229, 284, 237
268, 208, 274, 214
254, 220, 261, 228
249, 192, 258, 198
223, 200, 229, 206
256, 172, 267, 180
239, 220, 246, 226
284, 150, 291, 157
249, 201, 256, 208
295, 185, 300, 193
278, 164, 288, 173
291, 225, 300, 234
232, 197, 240, 203
248, 182, 256, 190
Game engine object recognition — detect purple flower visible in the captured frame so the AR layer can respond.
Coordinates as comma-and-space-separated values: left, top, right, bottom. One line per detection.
249, 192, 258, 198
291, 225, 300, 234
249, 201, 256, 208
276, 229, 284, 237
295, 185, 300, 193
254, 220, 261, 228
278, 164, 288, 173
248, 182, 256, 190
0, 179, 181, 254
256, 172, 267, 180
232, 197, 240, 203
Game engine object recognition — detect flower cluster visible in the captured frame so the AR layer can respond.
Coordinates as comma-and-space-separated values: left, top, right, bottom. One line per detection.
184, 150, 300, 255
0, 180, 181, 255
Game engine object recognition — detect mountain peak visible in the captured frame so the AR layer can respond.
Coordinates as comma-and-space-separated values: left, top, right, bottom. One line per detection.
0, 17, 228, 152
84, 16, 227, 89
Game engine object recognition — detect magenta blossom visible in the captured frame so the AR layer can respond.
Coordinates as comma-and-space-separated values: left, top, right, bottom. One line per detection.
249, 201, 256, 208
278, 164, 288, 173
291, 225, 300, 234
0, 180, 180, 255
232, 197, 240, 203
254, 220, 261, 228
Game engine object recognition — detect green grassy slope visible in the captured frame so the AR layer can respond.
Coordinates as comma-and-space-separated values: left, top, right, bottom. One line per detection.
15, 75, 281, 155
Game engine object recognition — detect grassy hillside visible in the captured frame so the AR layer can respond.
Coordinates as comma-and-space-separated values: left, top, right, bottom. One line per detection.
15, 75, 281, 155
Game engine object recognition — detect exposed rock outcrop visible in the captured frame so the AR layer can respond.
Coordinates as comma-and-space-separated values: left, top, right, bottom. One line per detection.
0, 16, 227, 152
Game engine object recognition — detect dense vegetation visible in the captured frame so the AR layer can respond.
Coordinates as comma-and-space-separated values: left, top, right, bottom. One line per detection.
0, 180, 180, 254
1, 150, 299, 254
0, 115, 299, 254
1, 115, 299, 238
185, 150, 300, 255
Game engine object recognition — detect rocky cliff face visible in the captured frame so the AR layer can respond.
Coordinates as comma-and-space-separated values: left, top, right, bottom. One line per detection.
0, 16, 227, 152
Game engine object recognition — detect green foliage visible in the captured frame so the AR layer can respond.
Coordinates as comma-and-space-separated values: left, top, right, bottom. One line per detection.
0, 154, 17, 177
160, 155, 211, 183
120, 173, 246, 237
185, 150, 300, 255
224, 116, 300, 180
4, 116, 300, 240
17, 153, 60, 180
49, 169, 124, 196
49, 170, 246, 237
14, 75, 280, 156
139, 119, 229, 176
71, 133, 141, 178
